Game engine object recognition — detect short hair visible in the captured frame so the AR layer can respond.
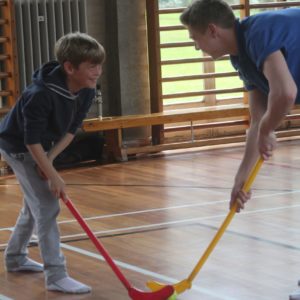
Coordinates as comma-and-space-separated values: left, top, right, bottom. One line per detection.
55, 32, 105, 68
180, 0, 235, 33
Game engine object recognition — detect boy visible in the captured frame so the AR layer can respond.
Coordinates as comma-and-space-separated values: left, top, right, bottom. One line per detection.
180, 1, 299, 299
0, 32, 105, 293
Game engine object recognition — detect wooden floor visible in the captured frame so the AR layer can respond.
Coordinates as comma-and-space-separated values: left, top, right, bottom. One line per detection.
1, 140, 300, 300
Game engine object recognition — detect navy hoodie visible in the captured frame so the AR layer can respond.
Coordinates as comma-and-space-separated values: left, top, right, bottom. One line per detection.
0, 61, 95, 153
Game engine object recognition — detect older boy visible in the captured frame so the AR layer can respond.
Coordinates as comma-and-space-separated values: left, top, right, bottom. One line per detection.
180, 1, 300, 299
0, 32, 105, 294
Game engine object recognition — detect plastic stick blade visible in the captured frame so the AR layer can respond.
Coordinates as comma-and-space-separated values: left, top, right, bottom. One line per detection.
128, 285, 174, 300
147, 279, 191, 295
173, 280, 192, 294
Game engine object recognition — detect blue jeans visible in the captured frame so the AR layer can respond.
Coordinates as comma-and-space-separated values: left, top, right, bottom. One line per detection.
1, 150, 67, 284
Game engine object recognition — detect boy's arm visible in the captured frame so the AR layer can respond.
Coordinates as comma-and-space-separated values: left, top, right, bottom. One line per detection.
235, 89, 267, 179
47, 132, 75, 163
259, 50, 297, 158
230, 50, 297, 211
26, 143, 66, 198
230, 88, 267, 211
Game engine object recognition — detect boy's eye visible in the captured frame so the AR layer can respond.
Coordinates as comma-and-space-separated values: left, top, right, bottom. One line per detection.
89, 64, 98, 69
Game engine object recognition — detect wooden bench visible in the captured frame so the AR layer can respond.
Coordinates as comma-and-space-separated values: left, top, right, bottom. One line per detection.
82, 103, 250, 161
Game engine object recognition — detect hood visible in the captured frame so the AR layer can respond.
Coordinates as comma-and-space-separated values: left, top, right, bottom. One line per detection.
32, 61, 77, 100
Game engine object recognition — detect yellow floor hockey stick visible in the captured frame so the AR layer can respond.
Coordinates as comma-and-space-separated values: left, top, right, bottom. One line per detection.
147, 157, 264, 296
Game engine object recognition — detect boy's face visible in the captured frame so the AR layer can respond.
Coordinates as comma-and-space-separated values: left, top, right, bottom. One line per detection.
188, 24, 225, 59
65, 61, 103, 93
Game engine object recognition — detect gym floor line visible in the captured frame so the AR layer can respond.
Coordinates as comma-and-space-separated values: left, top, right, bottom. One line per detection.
1, 198, 300, 251
0, 295, 13, 300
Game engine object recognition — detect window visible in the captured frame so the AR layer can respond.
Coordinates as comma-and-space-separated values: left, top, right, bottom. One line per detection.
149, 0, 300, 110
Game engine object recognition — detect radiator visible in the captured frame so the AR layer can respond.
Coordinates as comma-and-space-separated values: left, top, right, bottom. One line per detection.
14, 0, 87, 91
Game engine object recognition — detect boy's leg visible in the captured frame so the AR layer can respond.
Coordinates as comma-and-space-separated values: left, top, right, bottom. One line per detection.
5, 200, 34, 265
19, 154, 91, 293
5, 200, 43, 271
1, 151, 67, 283
2, 150, 38, 270
2, 151, 90, 293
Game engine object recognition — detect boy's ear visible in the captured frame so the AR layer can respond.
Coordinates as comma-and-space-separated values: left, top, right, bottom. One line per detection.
63, 61, 75, 75
207, 23, 218, 37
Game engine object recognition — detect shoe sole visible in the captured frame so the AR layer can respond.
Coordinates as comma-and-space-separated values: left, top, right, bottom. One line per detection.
47, 286, 91, 294
7, 266, 44, 272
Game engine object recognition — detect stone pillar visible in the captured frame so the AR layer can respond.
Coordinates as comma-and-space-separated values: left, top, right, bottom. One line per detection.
117, 0, 151, 144
87, 0, 151, 145
86, 0, 108, 117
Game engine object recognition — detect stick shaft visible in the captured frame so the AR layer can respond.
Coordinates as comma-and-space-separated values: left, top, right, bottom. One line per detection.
188, 157, 264, 282
63, 197, 132, 291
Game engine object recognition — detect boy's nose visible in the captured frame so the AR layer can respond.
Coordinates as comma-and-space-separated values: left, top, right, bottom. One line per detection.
97, 65, 102, 73
95, 65, 103, 77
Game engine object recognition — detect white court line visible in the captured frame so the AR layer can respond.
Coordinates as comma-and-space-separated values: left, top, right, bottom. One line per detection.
58, 189, 300, 225
60, 243, 238, 300
4, 201, 299, 246
0, 227, 14, 232
59, 203, 300, 240
3, 202, 299, 248
2, 192, 300, 242
58, 199, 229, 224
2, 190, 300, 244
0, 295, 13, 300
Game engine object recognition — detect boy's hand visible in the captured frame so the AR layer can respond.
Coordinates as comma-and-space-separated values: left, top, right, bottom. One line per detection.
35, 165, 66, 198
258, 131, 276, 161
230, 181, 252, 212
49, 174, 66, 199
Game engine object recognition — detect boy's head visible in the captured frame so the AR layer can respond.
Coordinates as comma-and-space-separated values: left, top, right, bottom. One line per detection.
180, 0, 235, 34
55, 32, 105, 68
180, 0, 236, 59
55, 32, 105, 92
